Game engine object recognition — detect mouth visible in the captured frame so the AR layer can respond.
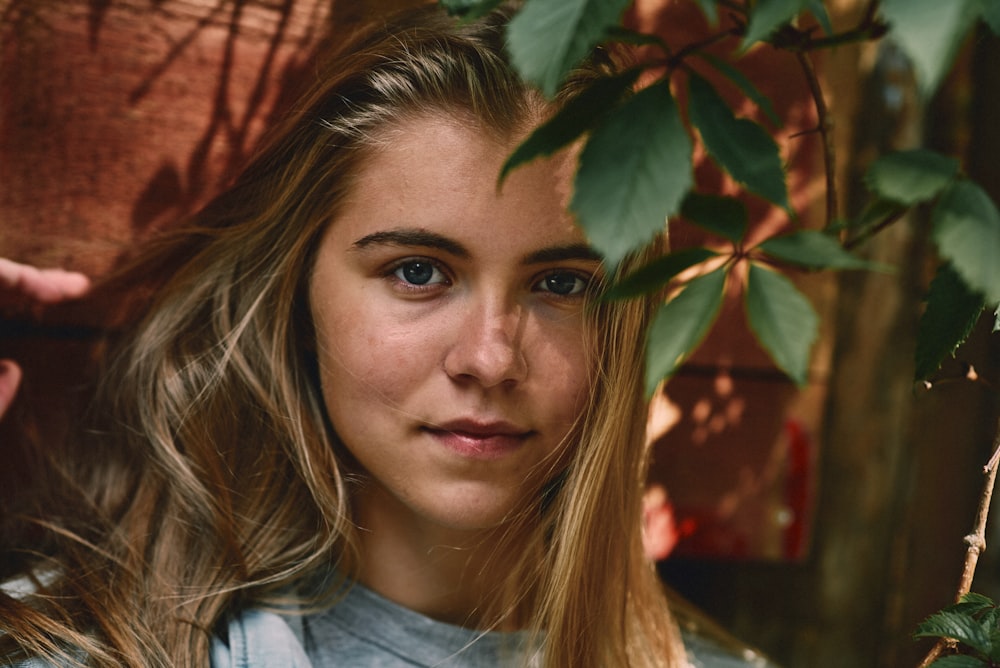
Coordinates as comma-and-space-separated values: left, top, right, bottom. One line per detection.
422, 419, 534, 460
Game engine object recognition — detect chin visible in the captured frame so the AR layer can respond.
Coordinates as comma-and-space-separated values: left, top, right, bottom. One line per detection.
426, 495, 528, 533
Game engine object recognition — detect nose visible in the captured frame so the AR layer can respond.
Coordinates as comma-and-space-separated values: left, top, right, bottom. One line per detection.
443, 299, 528, 388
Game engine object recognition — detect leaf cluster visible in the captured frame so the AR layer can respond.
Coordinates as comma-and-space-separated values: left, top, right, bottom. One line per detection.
859, 149, 1000, 380
915, 593, 1000, 667
438, 0, 1000, 392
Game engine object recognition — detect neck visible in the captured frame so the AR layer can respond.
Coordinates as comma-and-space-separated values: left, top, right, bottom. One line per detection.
350, 482, 531, 630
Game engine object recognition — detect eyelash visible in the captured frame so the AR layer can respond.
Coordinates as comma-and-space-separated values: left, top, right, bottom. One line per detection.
384, 258, 595, 300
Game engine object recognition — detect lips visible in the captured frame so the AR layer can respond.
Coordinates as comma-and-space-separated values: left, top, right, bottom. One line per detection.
423, 419, 533, 460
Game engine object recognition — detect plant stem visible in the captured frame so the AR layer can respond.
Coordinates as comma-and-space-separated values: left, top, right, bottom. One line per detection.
918, 419, 1000, 667
794, 50, 837, 228
957, 421, 1000, 597
844, 208, 907, 251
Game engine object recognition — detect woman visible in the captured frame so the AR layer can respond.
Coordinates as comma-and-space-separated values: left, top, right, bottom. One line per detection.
1, 5, 750, 667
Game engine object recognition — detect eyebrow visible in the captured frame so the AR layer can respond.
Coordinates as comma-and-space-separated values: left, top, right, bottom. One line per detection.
351, 228, 602, 265
352, 229, 469, 258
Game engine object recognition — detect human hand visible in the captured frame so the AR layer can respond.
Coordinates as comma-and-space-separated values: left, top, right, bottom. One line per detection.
0, 258, 91, 419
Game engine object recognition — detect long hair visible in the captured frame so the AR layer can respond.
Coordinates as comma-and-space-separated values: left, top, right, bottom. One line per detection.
0, 5, 684, 666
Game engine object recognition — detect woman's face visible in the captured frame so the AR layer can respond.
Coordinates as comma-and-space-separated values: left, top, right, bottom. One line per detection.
309, 113, 599, 535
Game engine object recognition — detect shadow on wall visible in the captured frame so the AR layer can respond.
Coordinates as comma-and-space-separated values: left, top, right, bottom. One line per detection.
0, 0, 420, 565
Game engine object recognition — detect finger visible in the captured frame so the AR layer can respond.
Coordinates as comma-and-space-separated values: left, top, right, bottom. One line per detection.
36, 267, 92, 300
0, 359, 23, 420
0, 258, 91, 303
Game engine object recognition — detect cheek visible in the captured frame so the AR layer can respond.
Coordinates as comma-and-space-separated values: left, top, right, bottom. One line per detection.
531, 325, 594, 425
313, 299, 435, 412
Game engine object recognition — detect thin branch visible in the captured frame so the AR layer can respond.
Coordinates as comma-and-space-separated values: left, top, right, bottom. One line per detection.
844, 208, 907, 250
769, 2, 889, 53
653, 27, 743, 72
794, 50, 838, 228
957, 422, 1000, 596
918, 419, 1000, 667
922, 363, 1000, 395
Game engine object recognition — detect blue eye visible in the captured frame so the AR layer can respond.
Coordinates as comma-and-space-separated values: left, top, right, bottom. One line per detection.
394, 260, 445, 286
539, 272, 588, 296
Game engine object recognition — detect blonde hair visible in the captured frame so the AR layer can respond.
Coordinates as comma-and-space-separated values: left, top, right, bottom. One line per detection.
0, 5, 684, 666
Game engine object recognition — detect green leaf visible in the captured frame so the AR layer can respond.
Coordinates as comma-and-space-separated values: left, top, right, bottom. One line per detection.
879, 0, 979, 97
697, 0, 719, 25
915, 610, 992, 655
932, 180, 1000, 304
507, 0, 631, 98
928, 656, 990, 668
951, 593, 998, 616
645, 266, 728, 395
680, 193, 747, 243
915, 264, 986, 381
743, 0, 810, 48
500, 69, 641, 182
573, 80, 693, 267
694, 52, 782, 128
980, 0, 1000, 35
758, 230, 875, 270
864, 149, 960, 205
438, 0, 504, 19
807, 0, 834, 35
605, 247, 718, 300
745, 263, 818, 386
688, 73, 788, 209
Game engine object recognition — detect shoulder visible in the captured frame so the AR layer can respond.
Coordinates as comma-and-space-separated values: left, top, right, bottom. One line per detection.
669, 591, 779, 668
211, 608, 313, 668
682, 629, 778, 668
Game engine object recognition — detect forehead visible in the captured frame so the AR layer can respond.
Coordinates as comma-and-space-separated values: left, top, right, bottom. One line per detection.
331, 112, 585, 249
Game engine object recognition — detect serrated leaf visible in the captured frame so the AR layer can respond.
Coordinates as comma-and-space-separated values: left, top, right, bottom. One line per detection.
745, 264, 818, 386
915, 264, 986, 380
981, 0, 1000, 35
932, 180, 1000, 304
758, 230, 875, 270
807, 0, 834, 35
950, 593, 998, 616
645, 266, 728, 395
500, 69, 641, 182
438, 0, 504, 19
880, 0, 979, 97
928, 656, 990, 668
989, 624, 1000, 662
573, 80, 693, 267
865, 149, 960, 205
915, 610, 992, 655
688, 74, 788, 209
507, 0, 631, 98
980, 605, 1000, 626
605, 247, 718, 300
680, 193, 748, 243
743, 0, 811, 48
694, 53, 783, 128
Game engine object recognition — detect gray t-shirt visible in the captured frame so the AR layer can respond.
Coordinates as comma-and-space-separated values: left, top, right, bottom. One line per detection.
297, 582, 776, 668
3, 575, 777, 666
301, 584, 539, 667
